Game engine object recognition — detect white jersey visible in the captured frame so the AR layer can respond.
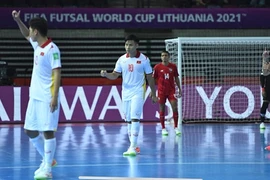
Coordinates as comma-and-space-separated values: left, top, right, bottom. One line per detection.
29, 38, 61, 102
114, 51, 153, 100
262, 57, 270, 76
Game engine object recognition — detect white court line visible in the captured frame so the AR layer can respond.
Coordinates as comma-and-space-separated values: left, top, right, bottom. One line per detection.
78, 176, 202, 180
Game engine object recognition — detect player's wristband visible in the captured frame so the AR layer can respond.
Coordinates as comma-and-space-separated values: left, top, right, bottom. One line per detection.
262, 87, 265, 91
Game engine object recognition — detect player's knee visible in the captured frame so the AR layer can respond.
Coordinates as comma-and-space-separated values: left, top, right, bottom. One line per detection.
43, 131, 55, 139
171, 104, 178, 112
24, 129, 39, 138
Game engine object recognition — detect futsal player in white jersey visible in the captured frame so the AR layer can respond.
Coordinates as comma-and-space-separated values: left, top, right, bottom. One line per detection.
12, 10, 61, 179
101, 34, 158, 156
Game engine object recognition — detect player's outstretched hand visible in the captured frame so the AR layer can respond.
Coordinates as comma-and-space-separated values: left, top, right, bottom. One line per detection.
12, 10, 21, 21
100, 70, 107, 77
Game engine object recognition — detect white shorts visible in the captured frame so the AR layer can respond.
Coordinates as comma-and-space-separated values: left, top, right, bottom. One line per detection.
24, 98, 60, 131
122, 94, 144, 121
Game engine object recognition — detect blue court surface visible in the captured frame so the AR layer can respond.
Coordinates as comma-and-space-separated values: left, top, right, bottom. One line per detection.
0, 122, 269, 180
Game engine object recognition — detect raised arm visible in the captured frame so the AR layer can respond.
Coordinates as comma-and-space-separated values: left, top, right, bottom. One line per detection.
12, 10, 30, 41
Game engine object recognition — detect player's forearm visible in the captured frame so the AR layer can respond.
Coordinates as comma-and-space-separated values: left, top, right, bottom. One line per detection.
105, 73, 118, 80
175, 78, 181, 90
52, 69, 61, 98
15, 19, 29, 39
146, 76, 157, 97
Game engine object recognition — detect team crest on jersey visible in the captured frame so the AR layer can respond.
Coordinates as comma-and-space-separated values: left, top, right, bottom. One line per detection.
40, 52, 44, 56
53, 53, 59, 60
169, 68, 172, 71
136, 61, 141, 64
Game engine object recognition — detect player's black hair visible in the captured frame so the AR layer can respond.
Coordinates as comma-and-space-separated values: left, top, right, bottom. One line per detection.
161, 50, 170, 56
125, 34, 139, 44
29, 17, 48, 37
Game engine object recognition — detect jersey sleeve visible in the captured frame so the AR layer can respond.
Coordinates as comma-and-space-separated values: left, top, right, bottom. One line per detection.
144, 57, 153, 74
114, 58, 122, 73
49, 45, 61, 69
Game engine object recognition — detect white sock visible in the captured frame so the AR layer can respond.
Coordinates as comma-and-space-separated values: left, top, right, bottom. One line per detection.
30, 133, 44, 158
130, 121, 140, 148
127, 122, 132, 142
44, 138, 56, 167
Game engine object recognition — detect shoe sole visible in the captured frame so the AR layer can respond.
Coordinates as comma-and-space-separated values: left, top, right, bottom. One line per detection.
123, 151, 137, 156
34, 177, 52, 180
123, 153, 137, 156
34, 160, 57, 176
34, 173, 52, 180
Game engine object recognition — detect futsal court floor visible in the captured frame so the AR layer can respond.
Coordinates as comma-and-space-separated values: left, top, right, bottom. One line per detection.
0, 122, 269, 180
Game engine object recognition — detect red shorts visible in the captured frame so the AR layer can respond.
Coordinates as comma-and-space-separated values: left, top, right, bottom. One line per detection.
158, 92, 177, 104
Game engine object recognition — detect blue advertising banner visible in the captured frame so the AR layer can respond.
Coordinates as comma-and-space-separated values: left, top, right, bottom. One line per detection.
1, 8, 270, 29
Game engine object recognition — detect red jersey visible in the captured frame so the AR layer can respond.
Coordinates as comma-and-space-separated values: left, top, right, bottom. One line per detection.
153, 62, 179, 95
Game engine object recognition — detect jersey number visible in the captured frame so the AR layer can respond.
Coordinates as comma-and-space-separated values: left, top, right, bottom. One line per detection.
164, 73, 169, 79
128, 64, 134, 72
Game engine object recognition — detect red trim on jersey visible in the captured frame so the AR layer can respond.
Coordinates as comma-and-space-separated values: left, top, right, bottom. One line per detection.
126, 51, 140, 58
53, 67, 61, 70
40, 38, 52, 48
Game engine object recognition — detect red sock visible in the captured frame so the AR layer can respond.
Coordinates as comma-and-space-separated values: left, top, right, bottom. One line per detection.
173, 112, 178, 128
160, 111, 165, 129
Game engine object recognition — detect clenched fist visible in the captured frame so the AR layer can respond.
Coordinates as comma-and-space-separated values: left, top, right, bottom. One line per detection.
12, 10, 21, 21
100, 70, 107, 77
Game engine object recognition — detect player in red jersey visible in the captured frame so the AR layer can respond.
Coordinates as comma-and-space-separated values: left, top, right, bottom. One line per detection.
153, 50, 182, 136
